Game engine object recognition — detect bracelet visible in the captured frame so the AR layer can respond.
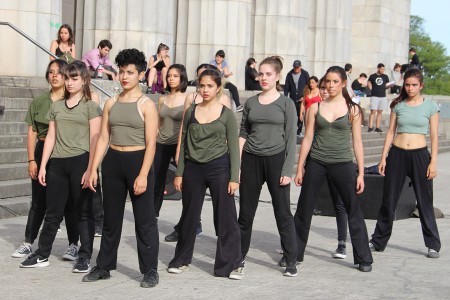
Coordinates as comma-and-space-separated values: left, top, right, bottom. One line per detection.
28, 159, 35, 163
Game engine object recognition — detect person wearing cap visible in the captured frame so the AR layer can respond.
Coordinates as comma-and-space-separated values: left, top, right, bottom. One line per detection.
284, 60, 310, 137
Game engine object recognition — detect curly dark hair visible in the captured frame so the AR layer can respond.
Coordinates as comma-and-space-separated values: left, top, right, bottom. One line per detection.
115, 48, 147, 73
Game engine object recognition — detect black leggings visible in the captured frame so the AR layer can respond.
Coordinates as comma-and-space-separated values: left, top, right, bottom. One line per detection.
24, 140, 79, 245
371, 145, 440, 251
153, 142, 177, 216
224, 82, 241, 107
327, 177, 348, 242
294, 158, 372, 264
168, 155, 242, 277
96, 148, 159, 274
36, 152, 93, 259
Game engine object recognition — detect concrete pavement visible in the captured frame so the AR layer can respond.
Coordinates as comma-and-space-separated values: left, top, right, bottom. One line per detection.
1, 153, 449, 299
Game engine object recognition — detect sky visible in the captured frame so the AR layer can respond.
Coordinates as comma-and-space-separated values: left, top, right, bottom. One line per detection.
411, 0, 450, 55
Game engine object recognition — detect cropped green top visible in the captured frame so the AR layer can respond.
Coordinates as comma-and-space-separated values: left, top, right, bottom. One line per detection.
392, 99, 439, 135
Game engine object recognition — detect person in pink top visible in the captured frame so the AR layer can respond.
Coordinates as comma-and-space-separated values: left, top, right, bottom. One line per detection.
299, 76, 320, 125
81, 40, 117, 81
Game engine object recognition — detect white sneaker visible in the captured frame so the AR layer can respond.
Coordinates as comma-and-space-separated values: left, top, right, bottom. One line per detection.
229, 267, 244, 280
427, 248, 439, 258
62, 243, 78, 261
167, 265, 189, 274
12, 243, 32, 258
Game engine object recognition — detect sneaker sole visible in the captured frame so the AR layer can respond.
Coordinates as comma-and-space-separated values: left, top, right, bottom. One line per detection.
73, 267, 91, 273
332, 253, 347, 259
62, 254, 78, 261
283, 272, 298, 277
12, 252, 30, 258
20, 261, 50, 268
167, 266, 189, 274
82, 274, 111, 282
228, 275, 243, 280
427, 253, 440, 258
164, 237, 178, 242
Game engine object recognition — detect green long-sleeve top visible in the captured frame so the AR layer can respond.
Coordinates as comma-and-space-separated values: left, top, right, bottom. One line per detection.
176, 105, 240, 183
239, 94, 297, 177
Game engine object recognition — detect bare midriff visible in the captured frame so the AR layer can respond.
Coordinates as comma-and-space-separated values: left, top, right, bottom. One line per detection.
393, 133, 427, 149
110, 144, 146, 152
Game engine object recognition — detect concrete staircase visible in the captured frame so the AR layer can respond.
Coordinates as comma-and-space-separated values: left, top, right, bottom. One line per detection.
0, 76, 47, 218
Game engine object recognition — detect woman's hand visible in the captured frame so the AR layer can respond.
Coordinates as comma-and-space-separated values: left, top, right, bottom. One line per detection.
28, 161, 38, 180
228, 182, 239, 195
81, 169, 90, 189
174, 176, 183, 192
279, 176, 292, 186
133, 174, 148, 195
294, 166, 305, 186
87, 171, 98, 192
427, 162, 437, 180
378, 159, 386, 176
356, 174, 365, 194
38, 168, 47, 186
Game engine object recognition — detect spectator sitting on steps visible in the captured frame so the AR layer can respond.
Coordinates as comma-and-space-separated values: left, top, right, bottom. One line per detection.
81, 40, 117, 81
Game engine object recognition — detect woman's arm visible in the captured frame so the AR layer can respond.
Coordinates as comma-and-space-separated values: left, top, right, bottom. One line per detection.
91, 91, 100, 105
299, 97, 305, 122
133, 99, 158, 195
378, 111, 397, 176
147, 55, 157, 69
71, 43, 76, 60
163, 55, 170, 67
175, 93, 194, 164
427, 112, 439, 180
174, 108, 192, 191
280, 100, 297, 185
219, 94, 232, 109
38, 121, 57, 186
49, 40, 58, 60
351, 106, 365, 194
81, 115, 102, 188
26, 126, 38, 180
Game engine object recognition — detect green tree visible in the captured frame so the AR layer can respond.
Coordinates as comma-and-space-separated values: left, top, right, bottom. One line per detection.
410, 15, 450, 95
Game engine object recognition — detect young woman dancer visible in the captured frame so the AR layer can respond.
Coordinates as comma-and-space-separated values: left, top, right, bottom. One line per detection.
82, 49, 160, 288
146, 43, 170, 93
370, 68, 441, 258
299, 76, 320, 124
12, 59, 79, 260
167, 69, 243, 280
153, 64, 188, 217
293, 66, 373, 272
20, 61, 101, 273
50, 24, 76, 62
238, 56, 298, 277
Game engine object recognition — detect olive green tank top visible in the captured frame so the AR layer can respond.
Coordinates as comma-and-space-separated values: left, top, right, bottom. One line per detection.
109, 96, 147, 146
310, 103, 353, 163
156, 103, 184, 145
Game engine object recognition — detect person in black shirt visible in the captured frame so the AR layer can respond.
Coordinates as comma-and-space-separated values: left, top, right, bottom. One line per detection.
351, 73, 371, 97
367, 63, 390, 133
409, 47, 420, 69
245, 58, 261, 91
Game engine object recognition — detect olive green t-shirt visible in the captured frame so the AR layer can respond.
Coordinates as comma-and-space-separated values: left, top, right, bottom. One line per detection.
47, 99, 102, 158
24, 91, 59, 139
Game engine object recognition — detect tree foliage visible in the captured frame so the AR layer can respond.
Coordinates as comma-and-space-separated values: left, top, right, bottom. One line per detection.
410, 15, 450, 95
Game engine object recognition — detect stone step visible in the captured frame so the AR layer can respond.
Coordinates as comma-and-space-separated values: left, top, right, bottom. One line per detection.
0, 163, 28, 181
0, 122, 28, 135
0, 87, 47, 99
0, 179, 31, 199
0, 148, 28, 164
0, 109, 27, 122
0, 97, 34, 109
0, 76, 48, 89
0, 196, 31, 219
0, 135, 27, 148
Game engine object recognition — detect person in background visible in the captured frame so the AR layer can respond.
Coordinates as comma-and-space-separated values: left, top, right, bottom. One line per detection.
370, 68, 441, 259
11, 59, 79, 261
81, 40, 117, 81
284, 60, 310, 137
50, 24, 76, 62
367, 63, 390, 133
210, 50, 243, 112
391, 63, 403, 95
345, 63, 356, 99
351, 73, 370, 97
409, 47, 420, 69
146, 43, 170, 94
245, 58, 261, 91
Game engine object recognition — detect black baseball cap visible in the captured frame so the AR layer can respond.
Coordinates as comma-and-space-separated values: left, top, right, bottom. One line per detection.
293, 60, 301, 67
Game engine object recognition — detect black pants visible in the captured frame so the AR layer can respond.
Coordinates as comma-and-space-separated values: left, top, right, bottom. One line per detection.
96, 149, 159, 274
371, 145, 441, 251
294, 100, 303, 134
238, 151, 298, 265
91, 175, 103, 234
36, 152, 93, 259
168, 155, 242, 277
153, 142, 177, 216
224, 82, 241, 107
24, 140, 79, 245
327, 177, 348, 242
294, 158, 372, 264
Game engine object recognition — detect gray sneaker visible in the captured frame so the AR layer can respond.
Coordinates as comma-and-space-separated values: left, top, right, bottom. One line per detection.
62, 243, 78, 261
229, 267, 244, 280
427, 248, 439, 258
12, 243, 32, 258
332, 241, 347, 259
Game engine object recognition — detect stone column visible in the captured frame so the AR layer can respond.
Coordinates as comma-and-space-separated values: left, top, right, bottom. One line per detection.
175, 0, 252, 89
76, 0, 177, 66
0, 0, 61, 77
352, 0, 411, 77
306, 0, 353, 77
252, 0, 308, 84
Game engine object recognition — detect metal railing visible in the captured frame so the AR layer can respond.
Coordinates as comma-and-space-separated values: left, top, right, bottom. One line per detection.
0, 21, 111, 98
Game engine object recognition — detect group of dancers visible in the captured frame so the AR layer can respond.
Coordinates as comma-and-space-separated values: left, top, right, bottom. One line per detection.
14, 48, 441, 288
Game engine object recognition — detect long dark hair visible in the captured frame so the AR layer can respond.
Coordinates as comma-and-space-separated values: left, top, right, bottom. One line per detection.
325, 66, 364, 123
57, 24, 74, 46
304, 76, 319, 97
45, 59, 68, 83
63, 60, 92, 100
390, 68, 424, 109
198, 68, 223, 98
166, 64, 188, 93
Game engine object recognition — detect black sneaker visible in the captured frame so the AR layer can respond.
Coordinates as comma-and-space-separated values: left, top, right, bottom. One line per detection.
358, 262, 372, 272
20, 253, 49, 268
332, 242, 347, 259
279, 256, 300, 268
141, 269, 159, 288
165, 230, 178, 242
369, 242, 383, 252
82, 266, 111, 282
368, 127, 374, 132
283, 263, 298, 277
375, 128, 383, 133
73, 258, 91, 273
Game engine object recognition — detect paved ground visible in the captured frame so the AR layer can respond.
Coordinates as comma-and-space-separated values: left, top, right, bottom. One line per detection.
1, 153, 449, 299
